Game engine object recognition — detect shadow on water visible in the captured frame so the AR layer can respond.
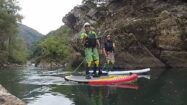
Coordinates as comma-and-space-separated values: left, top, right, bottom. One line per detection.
0, 67, 187, 105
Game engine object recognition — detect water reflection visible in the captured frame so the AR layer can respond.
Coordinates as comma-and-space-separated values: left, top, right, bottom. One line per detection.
26, 93, 74, 105
20, 75, 66, 85
51, 84, 140, 105
0, 68, 187, 105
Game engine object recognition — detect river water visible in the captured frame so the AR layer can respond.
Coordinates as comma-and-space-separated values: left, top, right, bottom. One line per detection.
0, 66, 187, 105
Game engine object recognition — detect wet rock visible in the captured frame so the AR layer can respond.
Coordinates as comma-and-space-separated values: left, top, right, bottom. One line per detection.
0, 85, 26, 105
160, 51, 187, 68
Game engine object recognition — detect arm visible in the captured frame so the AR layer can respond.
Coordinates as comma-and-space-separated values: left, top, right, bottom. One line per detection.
96, 39, 101, 48
80, 32, 86, 46
113, 43, 115, 48
94, 31, 100, 48
81, 38, 85, 46
113, 42, 116, 51
103, 47, 108, 57
103, 42, 108, 57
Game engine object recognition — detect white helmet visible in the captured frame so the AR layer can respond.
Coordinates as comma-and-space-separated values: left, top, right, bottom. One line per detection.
84, 22, 91, 27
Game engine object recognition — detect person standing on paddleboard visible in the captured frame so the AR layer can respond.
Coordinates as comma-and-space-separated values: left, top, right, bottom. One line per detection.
103, 34, 115, 71
80, 22, 102, 79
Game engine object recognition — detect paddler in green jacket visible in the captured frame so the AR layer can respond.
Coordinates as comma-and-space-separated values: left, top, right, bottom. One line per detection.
80, 22, 102, 79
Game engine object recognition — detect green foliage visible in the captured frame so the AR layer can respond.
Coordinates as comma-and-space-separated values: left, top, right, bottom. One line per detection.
9, 37, 29, 64
0, 0, 28, 64
39, 36, 70, 59
17, 23, 43, 55
34, 25, 73, 63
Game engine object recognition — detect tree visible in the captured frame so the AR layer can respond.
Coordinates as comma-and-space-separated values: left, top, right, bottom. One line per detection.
0, 0, 27, 64
33, 25, 73, 65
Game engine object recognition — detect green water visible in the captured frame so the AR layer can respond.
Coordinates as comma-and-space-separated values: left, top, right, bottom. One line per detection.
0, 67, 186, 105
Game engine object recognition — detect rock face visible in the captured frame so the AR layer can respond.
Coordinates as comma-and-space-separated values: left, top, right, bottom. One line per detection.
63, 0, 187, 68
0, 85, 26, 105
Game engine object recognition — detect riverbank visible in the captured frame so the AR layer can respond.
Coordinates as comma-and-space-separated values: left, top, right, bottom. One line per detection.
0, 84, 26, 105
0, 63, 24, 69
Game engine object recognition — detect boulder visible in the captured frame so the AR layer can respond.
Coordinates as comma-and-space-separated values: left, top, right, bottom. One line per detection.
0, 85, 26, 105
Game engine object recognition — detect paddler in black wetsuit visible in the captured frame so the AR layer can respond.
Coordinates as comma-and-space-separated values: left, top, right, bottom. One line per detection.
102, 34, 115, 71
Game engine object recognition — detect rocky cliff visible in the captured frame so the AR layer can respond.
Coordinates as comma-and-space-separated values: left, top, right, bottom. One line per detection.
63, 0, 187, 68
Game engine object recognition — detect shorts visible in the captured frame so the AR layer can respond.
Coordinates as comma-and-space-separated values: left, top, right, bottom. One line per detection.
85, 48, 99, 63
106, 52, 115, 64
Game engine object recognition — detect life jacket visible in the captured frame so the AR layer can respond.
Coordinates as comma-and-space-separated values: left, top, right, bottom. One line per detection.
84, 31, 97, 48
104, 40, 114, 52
